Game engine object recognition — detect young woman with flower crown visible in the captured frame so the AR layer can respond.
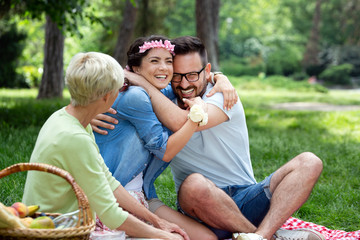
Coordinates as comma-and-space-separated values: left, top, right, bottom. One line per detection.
94, 35, 218, 239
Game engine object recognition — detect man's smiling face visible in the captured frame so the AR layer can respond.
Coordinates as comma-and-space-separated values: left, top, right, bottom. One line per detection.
171, 52, 209, 109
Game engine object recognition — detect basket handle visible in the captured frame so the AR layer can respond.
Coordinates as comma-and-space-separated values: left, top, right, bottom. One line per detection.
0, 163, 93, 227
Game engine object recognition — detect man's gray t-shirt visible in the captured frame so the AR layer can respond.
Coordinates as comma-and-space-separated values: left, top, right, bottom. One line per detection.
170, 83, 257, 191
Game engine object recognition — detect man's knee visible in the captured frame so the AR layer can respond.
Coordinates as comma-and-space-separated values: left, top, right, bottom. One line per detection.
179, 173, 210, 197
296, 152, 323, 178
298, 152, 323, 169
178, 173, 217, 207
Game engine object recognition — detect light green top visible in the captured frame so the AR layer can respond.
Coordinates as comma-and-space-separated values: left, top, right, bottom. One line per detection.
22, 107, 128, 229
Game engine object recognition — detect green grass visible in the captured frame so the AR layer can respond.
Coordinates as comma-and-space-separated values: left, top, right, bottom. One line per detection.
1, 77, 359, 232
0, 89, 70, 204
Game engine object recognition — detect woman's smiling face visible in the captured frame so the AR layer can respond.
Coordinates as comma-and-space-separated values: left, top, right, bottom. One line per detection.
133, 48, 173, 90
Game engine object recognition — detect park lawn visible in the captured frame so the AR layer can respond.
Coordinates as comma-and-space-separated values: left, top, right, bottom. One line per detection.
1, 79, 359, 232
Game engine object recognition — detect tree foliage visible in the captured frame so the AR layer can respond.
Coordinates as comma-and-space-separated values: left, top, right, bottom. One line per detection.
3, 0, 360, 92
6, 0, 103, 36
164, 0, 195, 37
3, 0, 105, 97
282, 0, 360, 46
217, 0, 360, 78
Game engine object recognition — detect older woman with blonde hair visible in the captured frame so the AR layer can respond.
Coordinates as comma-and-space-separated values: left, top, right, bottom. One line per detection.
22, 52, 187, 240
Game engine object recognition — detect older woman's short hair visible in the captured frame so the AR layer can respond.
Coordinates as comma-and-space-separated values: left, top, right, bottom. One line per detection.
65, 52, 124, 106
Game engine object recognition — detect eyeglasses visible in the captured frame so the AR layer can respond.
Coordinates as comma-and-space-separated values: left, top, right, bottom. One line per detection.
172, 66, 206, 83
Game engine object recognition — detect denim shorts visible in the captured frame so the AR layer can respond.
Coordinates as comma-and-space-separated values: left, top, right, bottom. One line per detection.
221, 173, 273, 226
177, 173, 274, 239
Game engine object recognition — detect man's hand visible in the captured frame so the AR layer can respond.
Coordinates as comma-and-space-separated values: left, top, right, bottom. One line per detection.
207, 73, 238, 110
90, 108, 118, 135
154, 218, 190, 240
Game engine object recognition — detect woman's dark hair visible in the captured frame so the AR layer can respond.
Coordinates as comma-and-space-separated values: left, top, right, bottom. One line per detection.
127, 35, 172, 72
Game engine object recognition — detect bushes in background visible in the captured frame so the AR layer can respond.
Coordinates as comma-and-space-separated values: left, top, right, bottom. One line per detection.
229, 75, 328, 93
221, 56, 266, 76
221, 40, 304, 80
265, 43, 302, 76
0, 21, 28, 88
319, 63, 353, 86
319, 45, 360, 77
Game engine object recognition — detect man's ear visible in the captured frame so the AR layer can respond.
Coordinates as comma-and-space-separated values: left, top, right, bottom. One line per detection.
205, 63, 212, 80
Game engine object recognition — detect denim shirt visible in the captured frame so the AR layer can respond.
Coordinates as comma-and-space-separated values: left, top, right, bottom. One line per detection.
94, 85, 174, 199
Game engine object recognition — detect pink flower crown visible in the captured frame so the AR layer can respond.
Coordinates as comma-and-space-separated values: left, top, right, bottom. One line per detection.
139, 40, 175, 55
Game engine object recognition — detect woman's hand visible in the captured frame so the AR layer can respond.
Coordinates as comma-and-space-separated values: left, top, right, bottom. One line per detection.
183, 97, 208, 126
183, 96, 208, 113
206, 73, 238, 110
154, 218, 190, 240
90, 108, 118, 135
168, 232, 187, 240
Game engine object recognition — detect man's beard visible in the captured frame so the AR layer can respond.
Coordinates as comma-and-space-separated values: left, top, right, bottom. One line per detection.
175, 76, 207, 109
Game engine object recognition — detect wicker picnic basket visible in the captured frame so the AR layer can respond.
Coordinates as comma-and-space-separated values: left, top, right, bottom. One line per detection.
0, 163, 95, 239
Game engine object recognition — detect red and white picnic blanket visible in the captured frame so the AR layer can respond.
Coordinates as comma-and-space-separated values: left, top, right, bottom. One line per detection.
281, 217, 360, 240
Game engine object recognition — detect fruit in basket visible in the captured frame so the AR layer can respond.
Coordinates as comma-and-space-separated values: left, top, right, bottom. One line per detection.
0, 202, 26, 229
20, 217, 34, 227
5, 207, 19, 217
11, 202, 29, 218
27, 205, 40, 216
29, 216, 55, 229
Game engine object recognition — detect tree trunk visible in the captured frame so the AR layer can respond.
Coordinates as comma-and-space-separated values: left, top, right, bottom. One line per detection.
113, 0, 138, 67
196, 0, 220, 71
37, 15, 64, 99
302, 0, 322, 68
137, 0, 151, 36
